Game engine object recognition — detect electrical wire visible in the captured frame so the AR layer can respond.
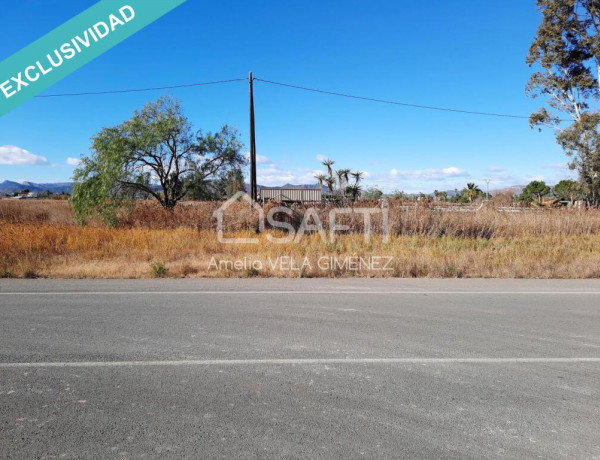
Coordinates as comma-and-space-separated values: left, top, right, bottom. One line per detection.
31, 74, 563, 123
253, 77, 562, 122
34, 78, 247, 98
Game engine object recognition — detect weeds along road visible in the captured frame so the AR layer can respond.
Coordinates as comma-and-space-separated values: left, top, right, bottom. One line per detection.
1, 279, 599, 458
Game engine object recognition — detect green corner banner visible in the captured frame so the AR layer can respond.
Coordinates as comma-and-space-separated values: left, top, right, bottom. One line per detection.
0, 0, 186, 118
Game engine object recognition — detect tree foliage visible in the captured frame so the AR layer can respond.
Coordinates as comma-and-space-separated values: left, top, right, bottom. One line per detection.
362, 187, 383, 199
553, 178, 580, 201
391, 190, 410, 200
521, 180, 551, 205
217, 168, 247, 199
433, 190, 448, 201
527, 0, 600, 203
70, 97, 245, 224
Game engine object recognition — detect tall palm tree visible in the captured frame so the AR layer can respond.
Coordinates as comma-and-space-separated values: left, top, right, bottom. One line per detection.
351, 171, 364, 186
322, 159, 335, 177
314, 173, 327, 189
336, 168, 351, 190
325, 177, 336, 194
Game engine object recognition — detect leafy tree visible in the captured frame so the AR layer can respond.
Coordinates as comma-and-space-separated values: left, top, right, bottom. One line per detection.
182, 172, 216, 201
391, 189, 409, 200
433, 190, 448, 201
223, 168, 246, 198
362, 187, 383, 199
553, 178, 580, 201
182, 168, 245, 200
71, 96, 245, 224
521, 180, 551, 205
449, 188, 464, 203
526, 0, 600, 204
417, 192, 432, 203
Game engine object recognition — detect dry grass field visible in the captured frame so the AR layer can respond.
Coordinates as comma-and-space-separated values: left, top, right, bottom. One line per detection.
1, 199, 600, 278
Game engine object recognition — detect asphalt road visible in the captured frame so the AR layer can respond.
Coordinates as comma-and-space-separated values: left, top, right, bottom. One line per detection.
1, 279, 599, 459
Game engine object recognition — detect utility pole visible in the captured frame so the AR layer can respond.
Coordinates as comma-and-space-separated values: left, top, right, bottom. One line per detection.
249, 71, 257, 201
484, 178, 490, 200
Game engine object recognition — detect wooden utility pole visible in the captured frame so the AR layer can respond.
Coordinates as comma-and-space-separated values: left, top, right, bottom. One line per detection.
249, 71, 257, 201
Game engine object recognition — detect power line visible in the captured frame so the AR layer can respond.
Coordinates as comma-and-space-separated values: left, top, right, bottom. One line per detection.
254, 77, 566, 122
34, 78, 247, 98
31, 74, 567, 123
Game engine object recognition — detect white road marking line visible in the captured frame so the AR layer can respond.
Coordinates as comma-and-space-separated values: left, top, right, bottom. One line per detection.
1, 291, 600, 295
1, 358, 599, 368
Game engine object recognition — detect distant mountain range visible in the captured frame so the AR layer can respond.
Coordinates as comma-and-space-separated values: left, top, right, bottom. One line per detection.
0, 180, 73, 194
0, 180, 526, 197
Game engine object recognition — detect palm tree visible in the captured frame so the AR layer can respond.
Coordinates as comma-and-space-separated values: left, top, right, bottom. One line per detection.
336, 168, 351, 189
325, 177, 336, 194
466, 182, 482, 203
345, 184, 362, 202
314, 173, 327, 189
351, 171, 364, 185
322, 159, 335, 177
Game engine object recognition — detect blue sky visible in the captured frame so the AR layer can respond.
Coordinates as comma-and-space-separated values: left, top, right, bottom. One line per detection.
0, 0, 576, 192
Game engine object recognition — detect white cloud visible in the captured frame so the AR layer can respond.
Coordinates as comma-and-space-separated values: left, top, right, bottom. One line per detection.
482, 165, 576, 189
364, 166, 470, 193
296, 169, 325, 184
0, 145, 48, 166
441, 167, 467, 177
255, 164, 328, 186
482, 167, 517, 185
66, 157, 81, 166
315, 154, 328, 163
257, 165, 296, 186
383, 166, 469, 181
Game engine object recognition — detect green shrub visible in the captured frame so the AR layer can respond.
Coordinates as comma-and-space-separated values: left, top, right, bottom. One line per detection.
150, 261, 169, 278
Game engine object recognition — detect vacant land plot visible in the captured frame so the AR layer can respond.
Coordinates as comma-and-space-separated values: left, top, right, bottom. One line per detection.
1, 200, 600, 278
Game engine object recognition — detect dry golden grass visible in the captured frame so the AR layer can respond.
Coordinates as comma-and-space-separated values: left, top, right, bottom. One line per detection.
0, 199, 75, 225
1, 199, 600, 278
2, 222, 600, 279
5, 199, 600, 236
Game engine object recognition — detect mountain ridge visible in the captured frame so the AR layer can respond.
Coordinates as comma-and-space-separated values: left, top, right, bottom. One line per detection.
0, 180, 74, 194
0, 180, 531, 197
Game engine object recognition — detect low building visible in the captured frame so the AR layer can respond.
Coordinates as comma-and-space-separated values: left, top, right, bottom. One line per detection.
260, 187, 322, 203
